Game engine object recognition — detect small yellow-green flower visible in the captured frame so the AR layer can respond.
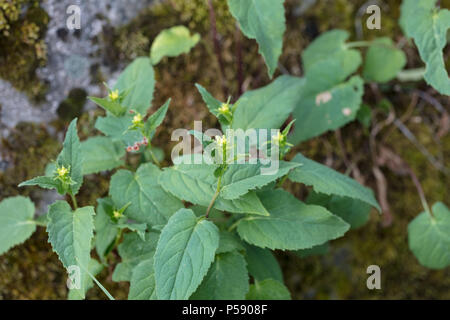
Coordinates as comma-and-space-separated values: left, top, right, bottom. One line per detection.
272, 131, 285, 146
113, 210, 123, 219
56, 165, 69, 178
132, 113, 143, 126
109, 89, 119, 101
218, 103, 230, 114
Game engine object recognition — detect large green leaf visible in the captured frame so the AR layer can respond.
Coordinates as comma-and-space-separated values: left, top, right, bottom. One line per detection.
110, 163, 184, 226
291, 30, 363, 143
128, 258, 157, 300
228, 0, 286, 78
237, 189, 350, 250
289, 154, 380, 211
306, 191, 371, 229
246, 279, 291, 300
113, 232, 159, 282
291, 76, 364, 144
244, 243, 283, 282
159, 163, 272, 216
408, 202, 450, 269
47, 201, 95, 299
81, 136, 125, 175
114, 57, 155, 114
191, 251, 249, 300
154, 209, 220, 300
231, 76, 305, 130
363, 38, 407, 83
0, 196, 36, 255
150, 26, 200, 65
400, 0, 450, 95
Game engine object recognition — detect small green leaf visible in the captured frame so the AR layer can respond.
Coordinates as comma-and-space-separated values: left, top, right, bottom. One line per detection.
143, 99, 171, 138
47, 201, 95, 299
0, 196, 36, 255
228, 0, 286, 78
363, 38, 407, 83
244, 243, 283, 283
117, 223, 147, 241
57, 118, 84, 195
110, 163, 184, 226
150, 26, 200, 65
81, 136, 125, 175
19, 176, 63, 194
400, 0, 450, 95
95, 114, 144, 146
154, 208, 220, 300
232, 76, 305, 130
246, 279, 291, 300
289, 153, 381, 211
88, 96, 127, 117
114, 57, 155, 114
113, 232, 159, 282
217, 231, 246, 254
191, 251, 249, 300
408, 202, 450, 269
128, 258, 157, 300
237, 189, 350, 250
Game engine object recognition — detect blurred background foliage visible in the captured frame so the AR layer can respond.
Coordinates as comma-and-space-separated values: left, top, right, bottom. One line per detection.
0, 0, 448, 299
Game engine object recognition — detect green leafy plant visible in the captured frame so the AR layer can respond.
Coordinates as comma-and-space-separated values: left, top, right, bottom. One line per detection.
1, 0, 448, 300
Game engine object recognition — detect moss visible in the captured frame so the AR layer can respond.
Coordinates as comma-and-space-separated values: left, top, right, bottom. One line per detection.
0, 0, 48, 100
57, 88, 87, 121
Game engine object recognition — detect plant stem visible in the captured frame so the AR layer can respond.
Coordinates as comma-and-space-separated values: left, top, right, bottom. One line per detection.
408, 167, 432, 218
206, 175, 222, 218
70, 192, 78, 210
148, 145, 161, 167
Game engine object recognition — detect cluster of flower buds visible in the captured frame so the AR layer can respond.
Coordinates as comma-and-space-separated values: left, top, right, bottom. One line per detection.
126, 137, 149, 153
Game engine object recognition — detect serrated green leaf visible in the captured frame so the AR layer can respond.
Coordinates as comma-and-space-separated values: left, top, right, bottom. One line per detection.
159, 163, 269, 216
231, 76, 305, 130
19, 176, 64, 194
144, 99, 170, 138
117, 223, 147, 241
81, 136, 125, 175
113, 232, 159, 282
228, 0, 286, 78
237, 189, 350, 250
57, 118, 83, 195
150, 25, 200, 65
154, 208, 220, 300
400, 0, 450, 95
128, 258, 157, 300
244, 243, 283, 283
246, 279, 291, 300
88, 96, 127, 117
363, 38, 406, 83
195, 83, 222, 117
47, 201, 95, 299
306, 191, 371, 229
191, 251, 249, 300
408, 202, 450, 269
291, 76, 364, 143
0, 196, 36, 255
94, 198, 119, 259
110, 163, 184, 226
289, 153, 381, 211
114, 57, 155, 114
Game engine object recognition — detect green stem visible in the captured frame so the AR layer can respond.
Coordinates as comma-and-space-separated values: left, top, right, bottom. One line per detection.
206, 175, 222, 218
149, 147, 161, 167
70, 192, 78, 210
32, 220, 47, 227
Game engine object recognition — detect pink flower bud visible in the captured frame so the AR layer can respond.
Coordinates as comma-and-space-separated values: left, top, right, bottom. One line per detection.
126, 146, 133, 152
133, 145, 140, 151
